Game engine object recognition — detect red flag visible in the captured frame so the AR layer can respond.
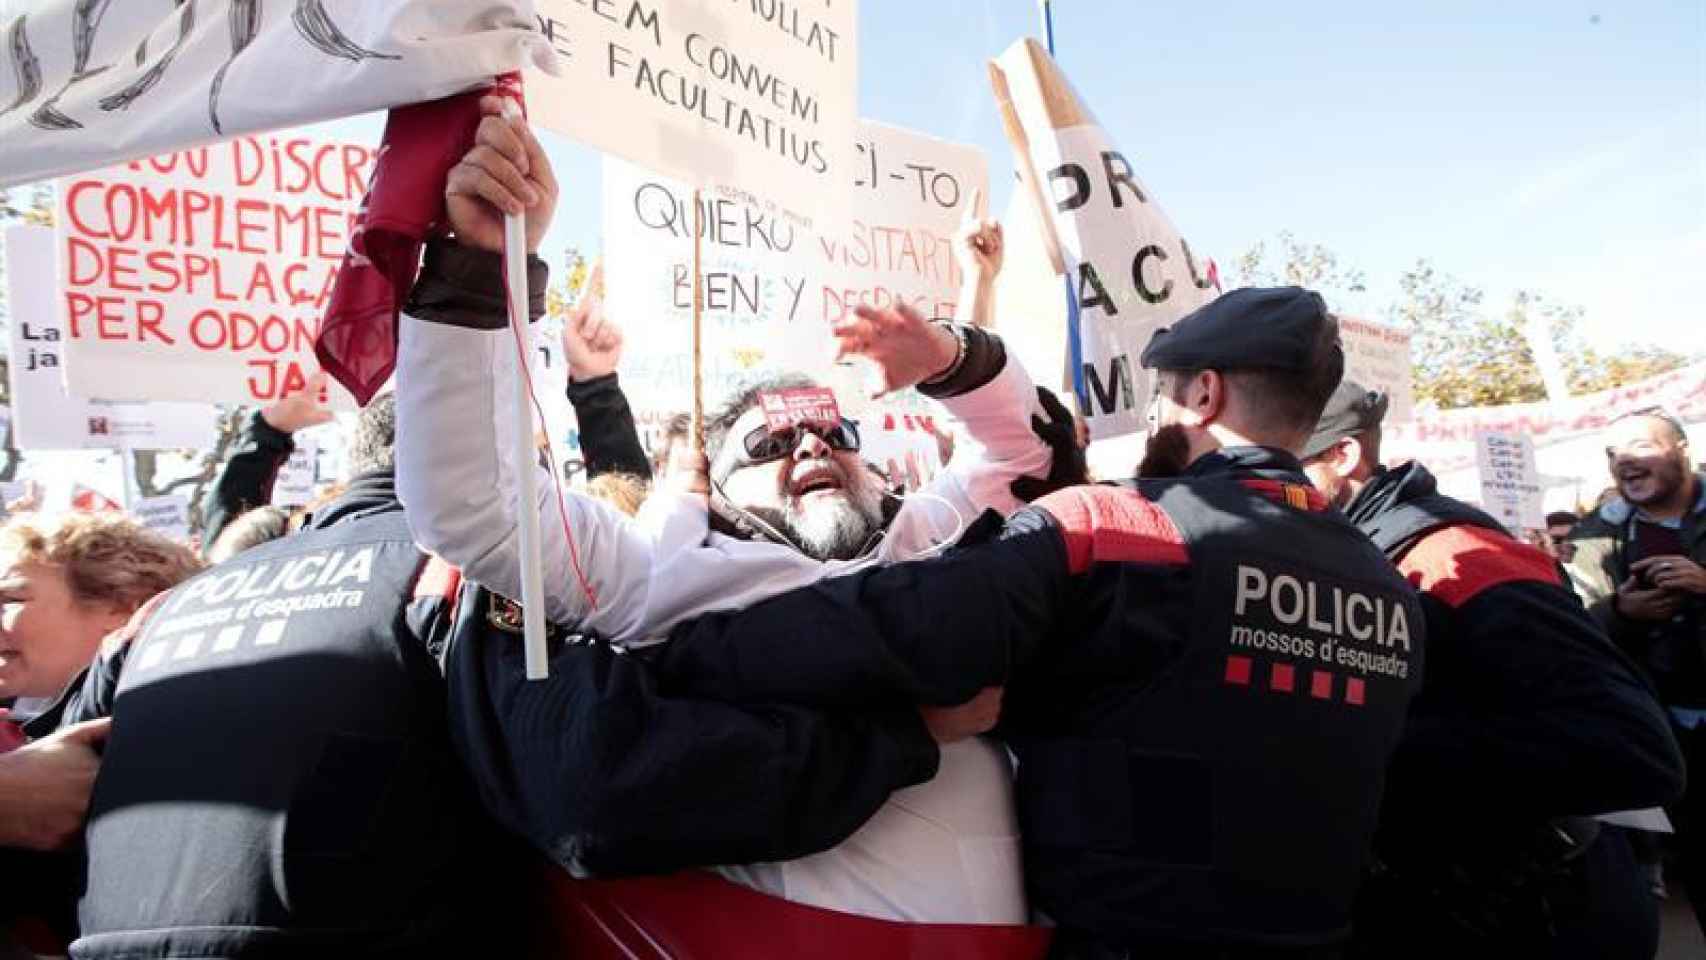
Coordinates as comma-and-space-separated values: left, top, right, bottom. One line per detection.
316, 75, 521, 405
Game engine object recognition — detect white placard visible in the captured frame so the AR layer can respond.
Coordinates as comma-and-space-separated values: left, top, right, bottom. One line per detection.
604, 119, 988, 420
991, 39, 1216, 441
1475, 431, 1544, 532
132, 494, 191, 542
4, 225, 215, 451
1339, 316, 1414, 424
529, 0, 857, 225
0, 2, 542, 189
271, 436, 320, 508
55, 135, 373, 406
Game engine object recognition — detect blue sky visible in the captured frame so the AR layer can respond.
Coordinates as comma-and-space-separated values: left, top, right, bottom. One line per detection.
327, 0, 1703, 351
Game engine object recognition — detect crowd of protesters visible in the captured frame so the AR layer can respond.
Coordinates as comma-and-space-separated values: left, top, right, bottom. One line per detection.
0, 100, 1701, 960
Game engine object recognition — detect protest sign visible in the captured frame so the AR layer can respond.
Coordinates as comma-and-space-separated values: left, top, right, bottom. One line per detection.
0, 2, 542, 189
1475, 432, 1544, 532
133, 494, 192, 542
990, 38, 1216, 441
1338, 316, 1415, 424
529, 0, 857, 224
604, 119, 988, 418
271, 436, 320, 509
1386, 361, 1706, 474
55, 135, 374, 406
5, 225, 214, 450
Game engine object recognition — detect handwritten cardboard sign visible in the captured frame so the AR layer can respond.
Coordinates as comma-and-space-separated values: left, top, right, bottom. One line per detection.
55, 134, 372, 406
1476, 431, 1544, 532
530, 0, 857, 225
991, 38, 1216, 441
604, 119, 988, 420
1339, 316, 1414, 424
5, 225, 214, 450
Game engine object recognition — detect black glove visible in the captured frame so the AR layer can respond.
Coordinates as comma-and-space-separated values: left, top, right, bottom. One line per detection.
1009, 387, 1090, 503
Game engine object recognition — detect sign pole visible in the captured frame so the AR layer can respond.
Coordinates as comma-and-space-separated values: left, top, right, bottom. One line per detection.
501, 101, 549, 681
691, 188, 706, 451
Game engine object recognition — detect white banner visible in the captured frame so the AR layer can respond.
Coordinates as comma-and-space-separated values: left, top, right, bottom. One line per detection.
1475, 431, 1544, 532
55, 134, 372, 406
132, 494, 192, 542
990, 38, 1216, 440
4, 225, 214, 450
604, 118, 987, 419
529, 0, 857, 225
1338, 316, 1414, 424
1386, 361, 1706, 475
0, 2, 543, 188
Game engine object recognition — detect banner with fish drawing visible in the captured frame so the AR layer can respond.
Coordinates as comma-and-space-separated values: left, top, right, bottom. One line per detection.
0, 0, 547, 188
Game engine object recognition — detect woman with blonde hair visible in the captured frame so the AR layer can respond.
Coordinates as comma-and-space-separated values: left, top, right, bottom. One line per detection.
0, 512, 202, 718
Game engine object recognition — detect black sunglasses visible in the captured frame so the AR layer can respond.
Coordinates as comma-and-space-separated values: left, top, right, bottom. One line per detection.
737, 418, 861, 467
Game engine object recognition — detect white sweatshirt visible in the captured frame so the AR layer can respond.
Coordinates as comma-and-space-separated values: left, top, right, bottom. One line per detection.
394, 314, 1050, 923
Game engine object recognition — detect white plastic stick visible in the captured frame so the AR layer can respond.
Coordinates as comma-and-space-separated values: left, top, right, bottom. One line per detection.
502, 100, 549, 681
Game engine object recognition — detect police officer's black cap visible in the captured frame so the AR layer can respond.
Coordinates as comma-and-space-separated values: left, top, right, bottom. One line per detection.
1302, 380, 1389, 460
1140, 287, 1334, 374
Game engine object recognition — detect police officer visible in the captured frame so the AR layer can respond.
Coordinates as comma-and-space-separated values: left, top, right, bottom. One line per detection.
655, 288, 1427, 957
44, 398, 534, 958
1298, 382, 1684, 960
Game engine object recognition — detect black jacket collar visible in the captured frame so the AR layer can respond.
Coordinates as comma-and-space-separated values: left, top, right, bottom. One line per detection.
300, 470, 401, 530
1183, 445, 1308, 480
1343, 460, 1435, 529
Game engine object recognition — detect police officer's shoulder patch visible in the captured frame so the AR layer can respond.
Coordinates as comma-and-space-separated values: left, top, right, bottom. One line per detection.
1398, 522, 1562, 608
1033, 485, 1190, 574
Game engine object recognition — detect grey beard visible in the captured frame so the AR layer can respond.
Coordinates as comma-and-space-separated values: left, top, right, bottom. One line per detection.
773, 469, 886, 561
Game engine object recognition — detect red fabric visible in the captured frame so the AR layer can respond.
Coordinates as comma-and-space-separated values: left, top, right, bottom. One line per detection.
0, 718, 25, 753
315, 75, 520, 405
1398, 523, 1562, 608
1033, 486, 1189, 574
531, 868, 1053, 960
413, 555, 463, 601
70, 485, 121, 513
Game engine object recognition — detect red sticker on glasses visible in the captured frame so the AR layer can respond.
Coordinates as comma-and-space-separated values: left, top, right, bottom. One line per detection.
758, 387, 842, 431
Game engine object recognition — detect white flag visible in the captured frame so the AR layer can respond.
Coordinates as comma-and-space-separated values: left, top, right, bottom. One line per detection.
0, 1, 548, 188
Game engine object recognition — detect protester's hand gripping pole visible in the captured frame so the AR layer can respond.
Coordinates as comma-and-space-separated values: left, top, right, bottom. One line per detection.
500, 99, 550, 681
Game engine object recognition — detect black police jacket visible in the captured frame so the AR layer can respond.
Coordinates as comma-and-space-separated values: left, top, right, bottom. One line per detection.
658, 446, 1426, 950
1346, 462, 1681, 832
1343, 462, 1684, 955
58, 473, 513, 959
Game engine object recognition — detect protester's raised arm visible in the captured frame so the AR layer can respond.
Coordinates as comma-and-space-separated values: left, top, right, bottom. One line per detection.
562, 268, 651, 481
199, 376, 329, 556
395, 100, 653, 637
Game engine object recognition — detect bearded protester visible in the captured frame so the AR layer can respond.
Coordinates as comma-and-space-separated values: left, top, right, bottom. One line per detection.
640, 288, 1428, 957
393, 98, 1068, 933
1567, 409, 1706, 935
1298, 383, 1682, 959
